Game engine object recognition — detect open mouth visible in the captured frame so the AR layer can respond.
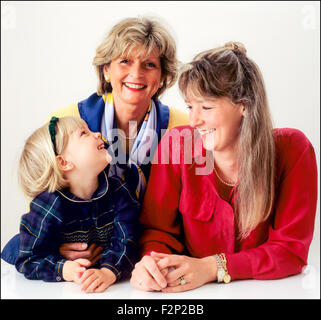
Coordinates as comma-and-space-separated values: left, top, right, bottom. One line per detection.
97, 142, 105, 150
198, 128, 215, 136
123, 82, 147, 90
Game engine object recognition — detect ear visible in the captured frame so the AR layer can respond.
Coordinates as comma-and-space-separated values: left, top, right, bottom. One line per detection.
103, 64, 110, 76
240, 103, 246, 117
56, 155, 74, 172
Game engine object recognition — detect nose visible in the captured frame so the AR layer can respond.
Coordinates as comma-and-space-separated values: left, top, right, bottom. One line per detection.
189, 108, 203, 128
94, 132, 102, 139
129, 61, 143, 78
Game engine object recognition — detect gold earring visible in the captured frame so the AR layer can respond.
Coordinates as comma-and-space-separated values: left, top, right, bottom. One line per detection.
104, 74, 110, 82
159, 82, 163, 88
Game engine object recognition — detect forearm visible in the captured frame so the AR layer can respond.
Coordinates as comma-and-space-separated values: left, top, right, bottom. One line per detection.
15, 253, 66, 282
202, 256, 217, 283
226, 241, 308, 281
100, 238, 139, 280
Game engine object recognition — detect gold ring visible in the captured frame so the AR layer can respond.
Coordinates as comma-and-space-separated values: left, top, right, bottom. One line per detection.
179, 276, 186, 285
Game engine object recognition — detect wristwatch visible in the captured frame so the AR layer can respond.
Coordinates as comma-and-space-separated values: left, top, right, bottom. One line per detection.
219, 253, 231, 283
214, 254, 225, 282
214, 253, 231, 284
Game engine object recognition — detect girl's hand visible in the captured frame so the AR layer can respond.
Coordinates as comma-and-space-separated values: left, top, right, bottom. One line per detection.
151, 252, 217, 293
62, 258, 91, 283
130, 253, 168, 291
80, 268, 116, 293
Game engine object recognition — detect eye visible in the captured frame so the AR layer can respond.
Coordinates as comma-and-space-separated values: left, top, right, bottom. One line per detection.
202, 106, 213, 110
146, 62, 156, 68
186, 105, 192, 110
80, 129, 88, 136
120, 59, 129, 64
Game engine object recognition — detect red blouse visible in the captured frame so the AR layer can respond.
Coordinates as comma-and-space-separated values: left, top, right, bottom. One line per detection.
139, 126, 318, 280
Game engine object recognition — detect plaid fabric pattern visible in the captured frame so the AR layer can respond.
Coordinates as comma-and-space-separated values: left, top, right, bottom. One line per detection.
15, 170, 141, 282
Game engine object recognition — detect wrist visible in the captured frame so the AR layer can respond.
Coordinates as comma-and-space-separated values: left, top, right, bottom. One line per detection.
214, 253, 231, 283
101, 267, 117, 284
201, 256, 218, 282
62, 260, 74, 282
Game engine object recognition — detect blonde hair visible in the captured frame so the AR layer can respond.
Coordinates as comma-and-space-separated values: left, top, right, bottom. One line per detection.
179, 42, 275, 239
18, 116, 87, 199
93, 16, 178, 98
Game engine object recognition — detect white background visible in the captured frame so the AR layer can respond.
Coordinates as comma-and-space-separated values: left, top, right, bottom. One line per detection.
1, 1, 320, 267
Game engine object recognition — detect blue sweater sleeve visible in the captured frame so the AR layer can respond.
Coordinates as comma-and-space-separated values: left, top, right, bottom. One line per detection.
99, 177, 142, 280
15, 192, 66, 282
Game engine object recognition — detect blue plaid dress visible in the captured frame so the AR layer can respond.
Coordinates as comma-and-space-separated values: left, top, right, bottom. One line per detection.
15, 170, 141, 282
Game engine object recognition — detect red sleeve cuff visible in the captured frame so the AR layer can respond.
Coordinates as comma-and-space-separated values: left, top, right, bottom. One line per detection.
225, 251, 253, 280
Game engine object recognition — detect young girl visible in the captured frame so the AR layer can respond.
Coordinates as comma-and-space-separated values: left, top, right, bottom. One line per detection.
15, 116, 141, 293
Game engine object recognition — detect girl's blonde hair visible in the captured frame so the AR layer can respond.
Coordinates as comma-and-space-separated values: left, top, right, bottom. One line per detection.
93, 16, 178, 98
18, 116, 87, 199
179, 42, 275, 239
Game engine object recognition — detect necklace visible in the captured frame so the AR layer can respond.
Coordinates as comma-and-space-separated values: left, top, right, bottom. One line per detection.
212, 159, 237, 187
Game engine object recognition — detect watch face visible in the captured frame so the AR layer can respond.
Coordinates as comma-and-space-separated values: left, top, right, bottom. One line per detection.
218, 268, 225, 281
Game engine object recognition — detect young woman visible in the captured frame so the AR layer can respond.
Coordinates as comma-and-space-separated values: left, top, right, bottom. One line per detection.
130, 42, 318, 292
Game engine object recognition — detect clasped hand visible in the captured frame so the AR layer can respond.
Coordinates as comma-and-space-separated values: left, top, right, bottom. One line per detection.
130, 251, 217, 293
60, 242, 116, 293
62, 259, 116, 293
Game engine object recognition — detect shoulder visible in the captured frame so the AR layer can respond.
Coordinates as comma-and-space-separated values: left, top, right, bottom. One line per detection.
274, 128, 314, 154
274, 128, 316, 174
21, 191, 63, 235
168, 107, 189, 129
45, 92, 104, 123
154, 99, 189, 130
46, 104, 80, 122
28, 191, 63, 222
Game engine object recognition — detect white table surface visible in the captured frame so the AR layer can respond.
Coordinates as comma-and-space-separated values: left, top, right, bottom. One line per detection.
1, 260, 319, 300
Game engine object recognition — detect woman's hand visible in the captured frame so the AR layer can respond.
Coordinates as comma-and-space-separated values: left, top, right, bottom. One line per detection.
62, 258, 91, 283
130, 253, 168, 291
79, 268, 116, 293
59, 243, 103, 265
152, 252, 217, 293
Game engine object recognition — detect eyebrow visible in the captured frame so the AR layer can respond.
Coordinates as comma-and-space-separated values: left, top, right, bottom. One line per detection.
118, 54, 160, 61
185, 96, 217, 104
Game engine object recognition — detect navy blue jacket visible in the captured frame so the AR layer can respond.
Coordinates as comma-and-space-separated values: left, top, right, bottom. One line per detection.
15, 171, 141, 282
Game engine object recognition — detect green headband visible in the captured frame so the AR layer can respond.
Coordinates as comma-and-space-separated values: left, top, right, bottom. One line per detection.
48, 116, 59, 155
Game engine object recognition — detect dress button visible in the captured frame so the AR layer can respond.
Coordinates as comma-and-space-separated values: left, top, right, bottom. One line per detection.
56, 276, 62, 281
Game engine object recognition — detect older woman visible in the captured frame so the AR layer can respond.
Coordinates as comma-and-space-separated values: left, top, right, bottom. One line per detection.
1, 17, 188, 265
130, 42, 318, 292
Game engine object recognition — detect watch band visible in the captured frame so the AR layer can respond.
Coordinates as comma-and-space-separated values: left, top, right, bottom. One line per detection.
214, 254, 225, 283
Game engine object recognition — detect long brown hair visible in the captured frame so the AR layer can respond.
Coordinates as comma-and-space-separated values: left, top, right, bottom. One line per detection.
179, 42, 275, 239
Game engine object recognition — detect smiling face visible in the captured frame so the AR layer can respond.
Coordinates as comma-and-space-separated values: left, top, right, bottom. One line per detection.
61, 125, 112, 175
185, 90, 245, 152
104, 45, 163, 110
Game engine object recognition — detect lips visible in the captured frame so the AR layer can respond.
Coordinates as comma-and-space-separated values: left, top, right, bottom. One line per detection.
97, 142, 105, 150
198, 128, 215, 136
123, 82, 147, 90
